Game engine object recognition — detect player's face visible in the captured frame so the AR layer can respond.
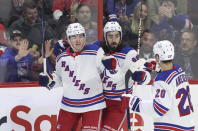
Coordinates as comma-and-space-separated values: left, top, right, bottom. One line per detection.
106, 31, 121, 49
69, 34, 86, 52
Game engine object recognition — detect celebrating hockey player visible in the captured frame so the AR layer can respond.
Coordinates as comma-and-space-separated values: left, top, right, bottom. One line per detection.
100, 21, 151, 130
39, 23, 107, 131
122, 40, 195, 130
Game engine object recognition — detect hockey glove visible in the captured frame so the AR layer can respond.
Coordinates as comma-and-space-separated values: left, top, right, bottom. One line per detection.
53, 40, 69, 57
39, 73, 56, 90
122, 94, 141, 112
131, 71, 146, 83
102, 55, 117, 70
132, 71, 151, 85
129, 58, 146, 73
144, 59, 161, 72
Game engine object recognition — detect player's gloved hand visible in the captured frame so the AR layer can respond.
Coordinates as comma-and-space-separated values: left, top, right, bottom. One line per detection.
132, 71, 151, 85
130, 58, 146, 73
122, 94, 141, 112
144, 58, 161, 72
53, 40, 69, 57
39, 73, 56, 90
131, 71, 146, 83
102, 55, 117, 70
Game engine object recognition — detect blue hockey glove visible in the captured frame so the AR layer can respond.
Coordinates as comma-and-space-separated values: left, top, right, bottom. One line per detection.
53, 40, 69, 56
39, 73, 56, 90
131, 71, 146, 83
102, 56, 117, 70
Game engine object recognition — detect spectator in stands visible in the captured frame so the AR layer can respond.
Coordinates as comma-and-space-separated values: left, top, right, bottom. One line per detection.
139, 30, 157, 59
8, 2, 55, 50
8, 0, 25, 27
130, 1, 149, 35
150, 0, 193, 42
120, 1, 149, 49
115, 0, 140, 21
31, 40, 55, 80
52, 0, 97, 21
55, 3, 97, 43
0, 30, 33, 82
76, 4, 97, 44
174, 29, 198, 78
147, 0, 187, 25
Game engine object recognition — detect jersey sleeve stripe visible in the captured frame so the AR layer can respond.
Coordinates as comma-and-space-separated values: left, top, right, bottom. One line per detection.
153, 100, 169, 116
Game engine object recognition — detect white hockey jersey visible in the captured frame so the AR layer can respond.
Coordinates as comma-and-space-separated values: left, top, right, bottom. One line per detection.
101, 45, 140, 101
54, 42, 106, 113
140, 65, 194, 131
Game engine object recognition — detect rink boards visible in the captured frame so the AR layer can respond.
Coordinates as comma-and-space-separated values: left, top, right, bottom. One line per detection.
0, 85, 197, 131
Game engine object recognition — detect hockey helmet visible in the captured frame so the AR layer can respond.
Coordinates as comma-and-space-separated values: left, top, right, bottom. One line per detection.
153, 40, 175, 61
103, 21, 122, 41
66, 23, 86, 39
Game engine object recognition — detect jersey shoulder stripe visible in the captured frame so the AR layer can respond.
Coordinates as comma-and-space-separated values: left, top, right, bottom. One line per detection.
155, 65, 184, 84
120, 45, 134, 54
80, 50, 97, 56
56, 52, 70, 62
113, 53, 126, 59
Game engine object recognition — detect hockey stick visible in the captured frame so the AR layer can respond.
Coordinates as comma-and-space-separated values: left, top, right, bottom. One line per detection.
131, 1, 144, 130
137, 1, 143, 55
41, 0, 47, 74
125, 70, 133, 130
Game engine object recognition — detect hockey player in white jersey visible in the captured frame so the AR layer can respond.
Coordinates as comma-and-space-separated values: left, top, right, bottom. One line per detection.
39, 23, 107, 131
122, 40, 195, 131
100, 21, 151, 130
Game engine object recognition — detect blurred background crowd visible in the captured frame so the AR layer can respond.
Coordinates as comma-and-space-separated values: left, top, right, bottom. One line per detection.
0, 0, 198, 82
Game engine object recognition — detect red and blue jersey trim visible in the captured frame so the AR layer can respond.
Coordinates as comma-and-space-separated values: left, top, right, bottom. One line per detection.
104, 87, 133, 99
153, 100, 169, 116
61, 93, 105, 107
113, 52, 126, 59
80, 50, 97, 56
56, 52, 69, 62
165, 71, 177, 84
154, 122, 194, 131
